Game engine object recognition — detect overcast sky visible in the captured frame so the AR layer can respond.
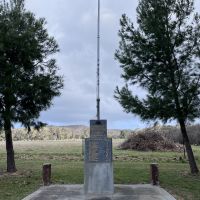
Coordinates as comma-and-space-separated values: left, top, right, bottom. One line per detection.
25, 0, 200, 129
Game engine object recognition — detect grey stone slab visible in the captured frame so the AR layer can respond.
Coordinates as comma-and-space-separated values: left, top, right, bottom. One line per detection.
115, 187, 158, 195
22, 184, 176, 200
90, 120, 107, 138
84, 163, 114, 194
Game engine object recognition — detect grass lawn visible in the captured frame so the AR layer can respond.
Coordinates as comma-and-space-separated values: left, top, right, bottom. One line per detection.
0, 140, 200, 200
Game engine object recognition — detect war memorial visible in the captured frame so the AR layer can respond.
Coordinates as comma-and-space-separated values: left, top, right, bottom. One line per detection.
22, 0, 176, 199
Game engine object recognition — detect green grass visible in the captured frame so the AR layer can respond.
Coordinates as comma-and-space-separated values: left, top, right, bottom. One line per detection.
0, 140, 200, 200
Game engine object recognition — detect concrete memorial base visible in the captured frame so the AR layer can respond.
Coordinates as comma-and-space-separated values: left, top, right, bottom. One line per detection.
22, 184, 176, 200
84, 162, 114, 194
84, 120, 114, 195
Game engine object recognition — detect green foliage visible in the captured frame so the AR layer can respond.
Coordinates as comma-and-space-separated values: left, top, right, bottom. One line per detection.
0, 0, 63, 130
115, 0, 200, 123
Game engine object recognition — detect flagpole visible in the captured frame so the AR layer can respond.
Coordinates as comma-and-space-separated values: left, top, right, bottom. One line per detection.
96, 0, 100, 120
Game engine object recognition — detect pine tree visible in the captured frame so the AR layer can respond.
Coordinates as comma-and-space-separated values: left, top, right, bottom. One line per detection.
115, 0, 199, 174
0, 0, 63, 172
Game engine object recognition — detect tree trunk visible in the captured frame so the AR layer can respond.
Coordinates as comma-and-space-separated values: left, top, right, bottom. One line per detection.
4, 118, 17, 173
179, 119, 199, 174
169, 68, 199, 174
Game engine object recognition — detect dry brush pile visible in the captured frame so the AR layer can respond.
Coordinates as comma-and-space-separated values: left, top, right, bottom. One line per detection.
119, 128, 183, 152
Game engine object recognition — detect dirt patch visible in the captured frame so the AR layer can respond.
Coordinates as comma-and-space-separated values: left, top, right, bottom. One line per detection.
0, 170, 34, 178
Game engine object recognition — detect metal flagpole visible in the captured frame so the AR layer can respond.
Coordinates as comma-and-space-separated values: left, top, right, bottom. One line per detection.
96, 0, 100, 120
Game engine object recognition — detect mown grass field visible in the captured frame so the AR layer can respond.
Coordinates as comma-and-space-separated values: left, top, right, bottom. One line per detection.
0, 140, 200, 200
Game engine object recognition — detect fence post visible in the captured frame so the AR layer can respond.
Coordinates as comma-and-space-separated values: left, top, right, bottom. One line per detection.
43, 163, 51, 186
150, 163, 159, 185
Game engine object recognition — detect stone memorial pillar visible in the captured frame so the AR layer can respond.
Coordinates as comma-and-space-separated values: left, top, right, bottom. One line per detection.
84, 120, 114, 194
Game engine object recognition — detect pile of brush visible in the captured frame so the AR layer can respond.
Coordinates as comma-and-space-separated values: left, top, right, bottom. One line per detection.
119, 129, 183, 152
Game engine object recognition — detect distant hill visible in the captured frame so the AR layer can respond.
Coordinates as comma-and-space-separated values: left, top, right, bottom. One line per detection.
57, 125, 88, 129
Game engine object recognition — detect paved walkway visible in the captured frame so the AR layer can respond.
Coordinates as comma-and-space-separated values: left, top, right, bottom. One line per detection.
22, 184, 176, 200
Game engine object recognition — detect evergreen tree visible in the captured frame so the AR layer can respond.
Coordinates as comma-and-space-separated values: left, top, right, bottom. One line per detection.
115, 0, 199, 174
0, 0, 63, 172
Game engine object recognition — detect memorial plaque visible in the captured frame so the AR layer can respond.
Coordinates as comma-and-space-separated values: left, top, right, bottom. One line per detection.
85, 138, 112, 163
90, 120, 107, 138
